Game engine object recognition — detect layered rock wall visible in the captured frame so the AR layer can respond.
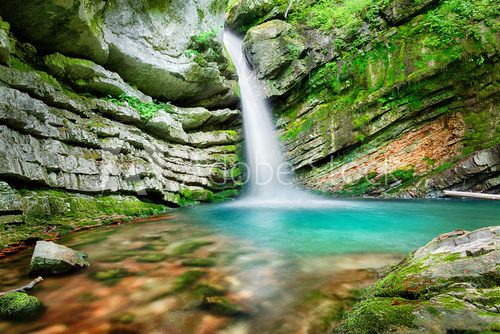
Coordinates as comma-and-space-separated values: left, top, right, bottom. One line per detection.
229, 0, 500, 197
0, 14, 242, 248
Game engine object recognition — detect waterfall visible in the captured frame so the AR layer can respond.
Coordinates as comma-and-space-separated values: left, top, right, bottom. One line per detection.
224, 31, 335, 207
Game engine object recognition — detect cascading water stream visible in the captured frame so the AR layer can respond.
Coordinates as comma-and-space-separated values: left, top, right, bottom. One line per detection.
224, 31, 340, 207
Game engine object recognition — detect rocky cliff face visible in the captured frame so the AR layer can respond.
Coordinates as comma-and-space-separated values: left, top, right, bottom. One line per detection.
229, 0, 500, 197
0, 5, 243, 248
0, 0, 237, 108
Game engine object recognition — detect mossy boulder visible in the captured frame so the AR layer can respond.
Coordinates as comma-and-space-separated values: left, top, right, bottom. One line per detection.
0, 292, 43, 320
29, 241, 90, 276
338, 227, 500, 333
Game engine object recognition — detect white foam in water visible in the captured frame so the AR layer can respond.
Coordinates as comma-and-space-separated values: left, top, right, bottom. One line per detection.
223, 32, 353, 209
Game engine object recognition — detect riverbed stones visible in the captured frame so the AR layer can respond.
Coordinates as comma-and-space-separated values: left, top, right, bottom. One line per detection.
0, 292, 43, 320
29, 241, 90, 276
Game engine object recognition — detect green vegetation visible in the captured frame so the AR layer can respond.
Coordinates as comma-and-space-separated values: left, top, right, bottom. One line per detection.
336, 169, 417, 197
0, 292, 44, 320
170, 240, 215, 256
339, 297, 416, 334
171, 270, 205, 292
185, 30, 225, 66
136, 253, 168, 263
106, 93, 173, 121
0, 189, 167, 249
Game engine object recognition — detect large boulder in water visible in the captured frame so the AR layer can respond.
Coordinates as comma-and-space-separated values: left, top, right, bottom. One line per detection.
29, 241, 90, 276
339, 226, 500, 333
0, 0, 237, 107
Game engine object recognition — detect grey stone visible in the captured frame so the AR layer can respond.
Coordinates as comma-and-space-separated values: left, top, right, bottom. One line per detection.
44, 53, 151, 102
0, 181, 22, 213
243, 20, 333, 98
29, 241, 90, 276
226, 0, 286, 33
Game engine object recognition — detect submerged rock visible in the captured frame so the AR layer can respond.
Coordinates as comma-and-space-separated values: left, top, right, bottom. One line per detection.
0, 292, 43, 320
29, 241, 90, 276
338, 226, 500, 333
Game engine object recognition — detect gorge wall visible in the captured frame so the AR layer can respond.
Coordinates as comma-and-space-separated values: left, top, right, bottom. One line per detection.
229, 0, 500, 198
0, 0, 244, 248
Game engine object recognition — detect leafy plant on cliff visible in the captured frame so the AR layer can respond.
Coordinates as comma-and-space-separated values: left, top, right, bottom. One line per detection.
106, 93, 173, 121
185, 30, 225, 66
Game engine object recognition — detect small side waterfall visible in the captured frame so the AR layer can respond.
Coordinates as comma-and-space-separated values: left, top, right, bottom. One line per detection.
224, 31, 333, 207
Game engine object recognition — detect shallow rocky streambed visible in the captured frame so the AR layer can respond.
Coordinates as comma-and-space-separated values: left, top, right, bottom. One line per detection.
0, 199, 498, 333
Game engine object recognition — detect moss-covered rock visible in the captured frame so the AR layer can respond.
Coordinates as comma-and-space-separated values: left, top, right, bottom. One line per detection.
338, 227, 500, 333
227, 0, 287, 33
171, 270, 206, 292
0, 292, 43, 320
232, 0, 499, 198
0, 0, 237, 107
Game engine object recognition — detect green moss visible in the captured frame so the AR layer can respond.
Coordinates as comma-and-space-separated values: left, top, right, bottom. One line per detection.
0, 292, 44, 320
171, 270, 205, 292
462, 109, 500, 155
136, 253, 168, 263
369, 257, 430, 298
435, 295, 465, 310
171, 240, 215, 256
185, 30, 225, 67
192, 284, 226, 298
442, 253, 462, 262
339, 297, 416, 334
106, 93, 173, 121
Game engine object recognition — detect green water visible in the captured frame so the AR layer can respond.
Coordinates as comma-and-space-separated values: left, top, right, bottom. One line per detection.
186, 199, 500, 255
